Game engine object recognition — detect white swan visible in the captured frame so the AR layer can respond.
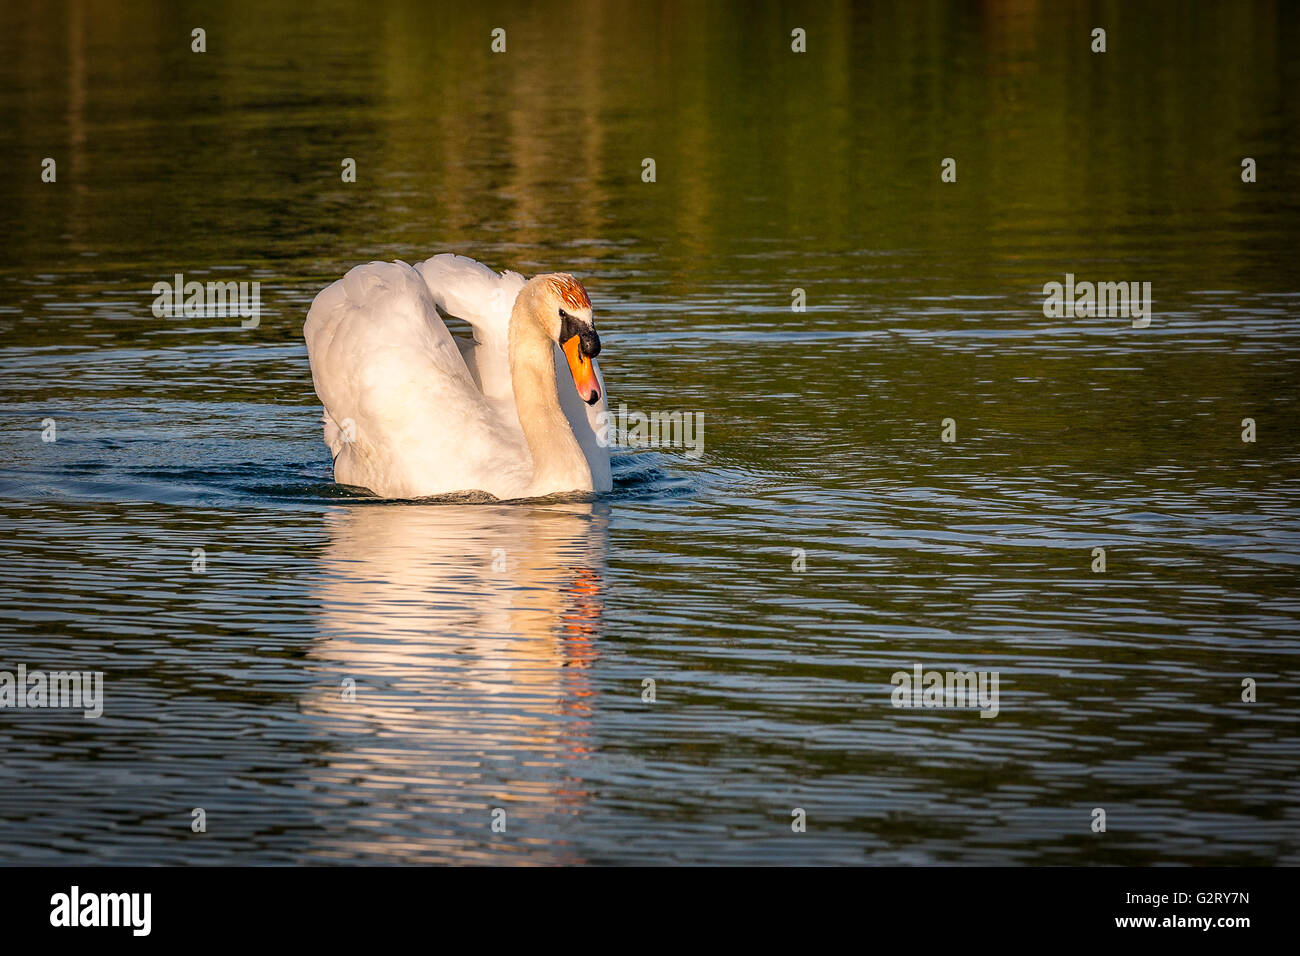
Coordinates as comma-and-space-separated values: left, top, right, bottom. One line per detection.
304, 255, 611, 500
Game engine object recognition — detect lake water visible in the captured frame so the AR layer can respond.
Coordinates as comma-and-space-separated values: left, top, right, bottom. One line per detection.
1, 0, 1298, 864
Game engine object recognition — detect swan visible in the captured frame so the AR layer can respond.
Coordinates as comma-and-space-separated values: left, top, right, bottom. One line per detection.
304, 255, 612, 500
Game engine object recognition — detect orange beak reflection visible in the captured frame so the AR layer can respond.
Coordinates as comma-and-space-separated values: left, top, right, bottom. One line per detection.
563, 335, 601, 406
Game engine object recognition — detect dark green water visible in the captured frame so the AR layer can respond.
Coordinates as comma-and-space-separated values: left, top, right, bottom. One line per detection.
0, 0, 1298, 863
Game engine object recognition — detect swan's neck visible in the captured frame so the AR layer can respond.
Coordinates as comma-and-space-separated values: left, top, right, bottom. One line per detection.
509, 291, 593, 495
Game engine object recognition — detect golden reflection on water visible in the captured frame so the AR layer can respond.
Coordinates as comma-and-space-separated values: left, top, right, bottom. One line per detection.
302, 501, 607, 862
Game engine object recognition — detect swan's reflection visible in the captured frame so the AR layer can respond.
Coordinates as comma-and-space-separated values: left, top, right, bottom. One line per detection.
303, 500, 608, 863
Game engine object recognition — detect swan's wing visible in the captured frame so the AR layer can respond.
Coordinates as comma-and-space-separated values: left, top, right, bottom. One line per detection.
416, 254, 525, 404
306, 259, 473, 405
415, 253, 525, 332
304, 260, 527, 498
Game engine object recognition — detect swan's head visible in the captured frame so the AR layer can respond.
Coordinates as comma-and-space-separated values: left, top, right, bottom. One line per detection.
535, 273, 602, 406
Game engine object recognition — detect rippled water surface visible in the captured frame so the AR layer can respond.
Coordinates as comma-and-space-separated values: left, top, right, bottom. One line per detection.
1, 1, 1299, 864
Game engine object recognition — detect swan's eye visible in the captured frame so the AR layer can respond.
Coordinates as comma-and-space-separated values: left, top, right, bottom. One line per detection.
558, 308, 570, 321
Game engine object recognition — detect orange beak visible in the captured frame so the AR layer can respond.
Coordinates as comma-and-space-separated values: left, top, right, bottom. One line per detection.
563, 335, 601, 405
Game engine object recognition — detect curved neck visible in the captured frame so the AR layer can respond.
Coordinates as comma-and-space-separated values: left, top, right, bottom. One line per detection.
509, 285, 593, 494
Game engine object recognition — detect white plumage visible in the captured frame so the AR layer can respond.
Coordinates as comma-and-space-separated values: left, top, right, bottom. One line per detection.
304, 255, 611, 499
